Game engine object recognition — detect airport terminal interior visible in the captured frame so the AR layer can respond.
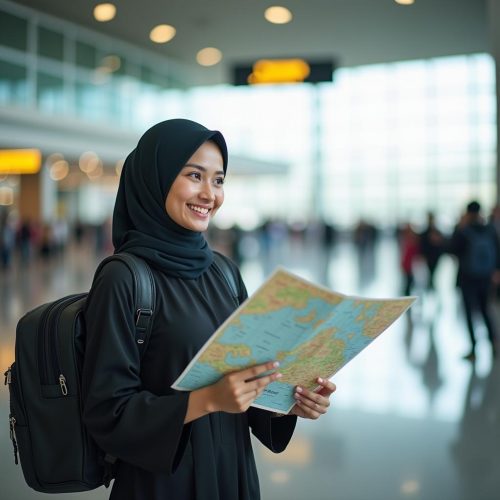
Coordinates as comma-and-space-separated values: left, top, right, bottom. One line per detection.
1, 1, 500, 499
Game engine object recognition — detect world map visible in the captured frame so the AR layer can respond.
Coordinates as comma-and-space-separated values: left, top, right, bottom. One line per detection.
172, 269, 415, 413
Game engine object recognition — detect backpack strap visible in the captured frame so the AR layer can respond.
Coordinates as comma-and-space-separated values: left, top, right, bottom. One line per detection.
92, 253, 156, 485
94, 253, 156, 359
213, 251, 240, 305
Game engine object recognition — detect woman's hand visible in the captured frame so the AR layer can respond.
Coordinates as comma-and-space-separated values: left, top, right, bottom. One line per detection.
185, 361, 281, 422
209, 361, 281, 413
289, 377, 336, 420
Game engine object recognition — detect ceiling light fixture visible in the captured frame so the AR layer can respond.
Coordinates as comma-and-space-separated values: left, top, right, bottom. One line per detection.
196, 47, 223, 67
101, 55, 121, 72
150, 24, 176, 44
93, 3, 116, 22
395, 0, 415, 5
264, 6, 293, 24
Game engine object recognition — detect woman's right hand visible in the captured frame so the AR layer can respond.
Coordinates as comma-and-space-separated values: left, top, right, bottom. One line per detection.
208, 360, 282, 414
185, 361, 281, 422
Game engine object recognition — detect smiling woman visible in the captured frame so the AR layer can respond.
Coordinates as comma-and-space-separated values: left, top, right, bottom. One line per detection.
165, 140, 225, 233
81, 118, 335, 500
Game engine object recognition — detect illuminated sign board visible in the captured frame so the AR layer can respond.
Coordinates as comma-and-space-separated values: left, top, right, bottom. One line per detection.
232, 58, 335, 85
0, 149, 42, 174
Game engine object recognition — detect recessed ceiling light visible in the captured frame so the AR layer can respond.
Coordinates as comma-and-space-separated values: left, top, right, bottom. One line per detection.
395, 0, 415, 5
101, 55, 121, 72
264, 6, 293, 24
196, 47, 223, 67
93, 3, 116, 22
150, 24, 176, 44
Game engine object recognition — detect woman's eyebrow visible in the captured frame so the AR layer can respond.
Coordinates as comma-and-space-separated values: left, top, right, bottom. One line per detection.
184, 163, 225, 176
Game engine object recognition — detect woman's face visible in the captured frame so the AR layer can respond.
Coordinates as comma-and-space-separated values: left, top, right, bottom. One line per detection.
165, 140, 225, 232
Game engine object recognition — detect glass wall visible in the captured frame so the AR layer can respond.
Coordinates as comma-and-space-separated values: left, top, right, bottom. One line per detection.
0, 0, 187, 125
176, 54, 496, 231
0, 1, 496, 231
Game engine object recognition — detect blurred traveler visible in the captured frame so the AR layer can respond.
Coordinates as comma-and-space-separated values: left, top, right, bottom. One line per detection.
0, 209, 15, 270
488, 204, 500, 299
38, 223, 54, 259
82, 119, 336, 500
419, 212, 445, 291
17, 218, 33, 264
399, 223, 420, 296
450, 201, 499, 360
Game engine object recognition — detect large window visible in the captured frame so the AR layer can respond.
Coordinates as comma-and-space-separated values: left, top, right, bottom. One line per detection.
170, 53, 497, 231
0, 1, 496, 231
0, 1, 188, 124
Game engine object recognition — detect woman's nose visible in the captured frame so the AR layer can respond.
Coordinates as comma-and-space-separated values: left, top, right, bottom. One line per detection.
199, 182, 215, 200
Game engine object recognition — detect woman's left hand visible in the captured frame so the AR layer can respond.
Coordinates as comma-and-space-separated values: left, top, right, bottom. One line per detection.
289, 377, 336, 420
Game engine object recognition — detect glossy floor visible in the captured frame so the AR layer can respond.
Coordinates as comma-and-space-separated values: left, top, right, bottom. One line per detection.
1, 236, 499, 500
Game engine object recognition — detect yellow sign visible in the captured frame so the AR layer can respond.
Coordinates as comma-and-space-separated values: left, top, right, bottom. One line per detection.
248, 59, 311, 84
0, 149, 42, 174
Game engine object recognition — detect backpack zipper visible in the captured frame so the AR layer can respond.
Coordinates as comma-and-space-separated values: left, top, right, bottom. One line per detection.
37, 294, 85, 396
9, 415, 19, 465
5, 369, 20, 465
5, 364, 27, 423
4, 366, 11, 385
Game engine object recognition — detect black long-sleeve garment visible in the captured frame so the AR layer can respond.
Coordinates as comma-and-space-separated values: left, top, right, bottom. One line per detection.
82, 257, 296, 500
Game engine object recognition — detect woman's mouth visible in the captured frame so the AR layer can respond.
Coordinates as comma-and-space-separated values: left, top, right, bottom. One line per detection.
187, 204, 211, 217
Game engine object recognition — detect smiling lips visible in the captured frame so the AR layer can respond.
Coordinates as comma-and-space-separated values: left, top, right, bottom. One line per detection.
188, 204, 211, 216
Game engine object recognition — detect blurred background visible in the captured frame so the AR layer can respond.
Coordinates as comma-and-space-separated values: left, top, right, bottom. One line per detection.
1, 1, 500, 499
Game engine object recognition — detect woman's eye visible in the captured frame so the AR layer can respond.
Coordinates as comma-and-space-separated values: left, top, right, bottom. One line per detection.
215, 177, 225, 186
188, 172, 201, 180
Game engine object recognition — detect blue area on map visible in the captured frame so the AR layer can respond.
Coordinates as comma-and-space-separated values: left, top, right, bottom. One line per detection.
254, 380, 296, 413
175, 297, 384, 411
177, 363, 222, 389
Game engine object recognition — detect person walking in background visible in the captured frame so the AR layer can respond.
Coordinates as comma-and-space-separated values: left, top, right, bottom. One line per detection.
419, 211, 445, 291
450, 201, 499, 361
0, 209, 15, 270
82, 119, 336, 500
399, 223, 420, 297
488, 204, 500, 300
17, 218, 33, 264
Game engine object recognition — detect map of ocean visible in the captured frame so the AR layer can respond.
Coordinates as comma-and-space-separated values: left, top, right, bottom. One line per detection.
173, 269, 414, 413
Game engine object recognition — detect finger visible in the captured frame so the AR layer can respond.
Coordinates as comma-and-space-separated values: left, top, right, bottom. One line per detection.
245, 371, 282, 393
293, 398, 322, 419
290, 403, 311, 418
239, 389, 259, 406
239, 387, 265, 408
237, 361, 280, 382
316, 377, 336, 396
296, 386, 330, 408
294, 390, 327, 414
236, 361, 280, 382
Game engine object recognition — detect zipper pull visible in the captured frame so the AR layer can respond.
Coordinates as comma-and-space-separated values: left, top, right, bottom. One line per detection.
59, 374, 68, 396
4, 366, 11, 385
9, 416, 18, 465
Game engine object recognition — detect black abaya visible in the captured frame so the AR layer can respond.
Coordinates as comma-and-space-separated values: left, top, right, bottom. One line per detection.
82, 256, 297, 500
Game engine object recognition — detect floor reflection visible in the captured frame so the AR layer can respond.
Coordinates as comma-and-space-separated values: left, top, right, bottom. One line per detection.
1, 236, 499, 500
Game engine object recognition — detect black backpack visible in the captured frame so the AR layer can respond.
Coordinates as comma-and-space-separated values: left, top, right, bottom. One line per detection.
4, 251, 238, 494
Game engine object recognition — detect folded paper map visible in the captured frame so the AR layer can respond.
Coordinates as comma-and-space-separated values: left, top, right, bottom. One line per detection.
172, 268, 416, 414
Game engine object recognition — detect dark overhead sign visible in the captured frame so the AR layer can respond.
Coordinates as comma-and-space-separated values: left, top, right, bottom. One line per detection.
232, 58, 335, 85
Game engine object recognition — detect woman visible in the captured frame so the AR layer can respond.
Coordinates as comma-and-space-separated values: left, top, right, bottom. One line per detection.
82, 119, 336, 500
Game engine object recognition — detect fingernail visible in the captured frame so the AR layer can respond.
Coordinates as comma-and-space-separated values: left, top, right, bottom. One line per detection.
296, 386, 303, 393
318, 377, 323, 383
273, 361, 280, 368
275, 372, 282, 378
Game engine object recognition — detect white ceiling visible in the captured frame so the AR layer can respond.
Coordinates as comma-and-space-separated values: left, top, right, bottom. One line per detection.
13, 0, 490, 86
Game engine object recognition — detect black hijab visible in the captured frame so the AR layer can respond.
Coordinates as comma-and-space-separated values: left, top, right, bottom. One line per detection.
112, 119, 228, 278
